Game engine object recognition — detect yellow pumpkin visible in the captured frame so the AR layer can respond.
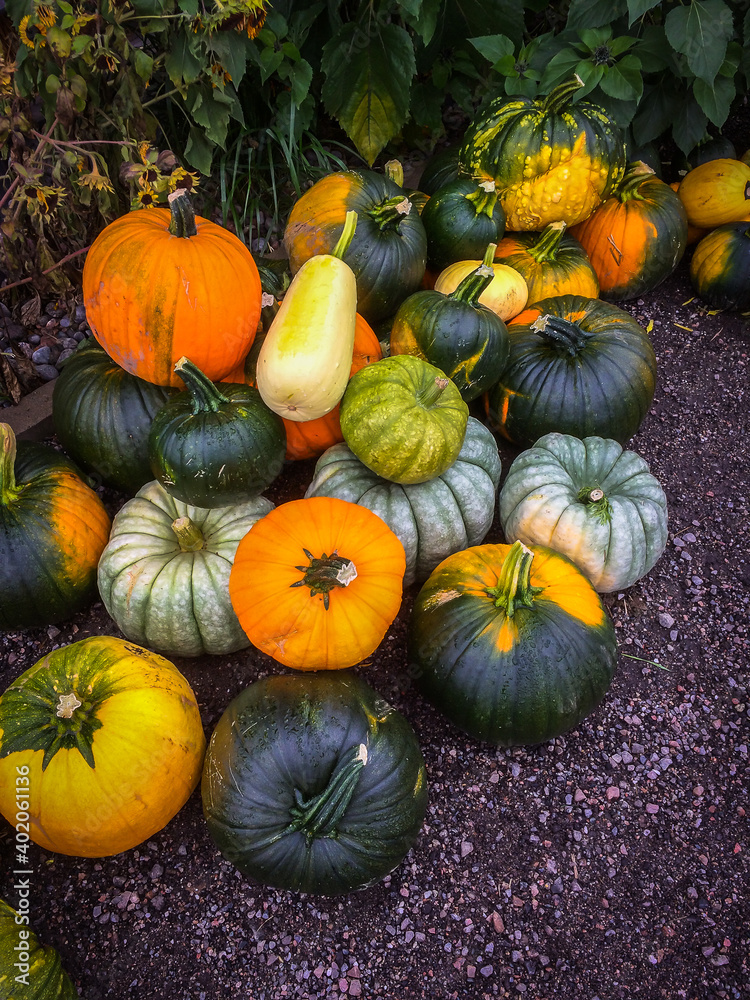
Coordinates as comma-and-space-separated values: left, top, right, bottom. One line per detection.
677, 158, 750, 229
0, 636, 206, 857
433, 244, 528, 321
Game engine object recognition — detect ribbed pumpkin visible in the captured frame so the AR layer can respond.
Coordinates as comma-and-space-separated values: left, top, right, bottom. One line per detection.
570, 162, 688, 301
284, 170, 427, 322
229, 496, 405, 671
499, 433, 668, 592
148, 357, 286, 508
409, 540, 618, 745
484, 295, 657, 448
433, 243, 528, 321
677, 158, 750, 228
0, 424, 111, 630
52, 338, 175, 494
0, 900, 78, 999
459, 77, 626, 230
493, 221, 599, 304
98, 481, 273, 657
306, 417, 502, 586
83, 190, 262, 387
202, 671, 427, 894
689, 222, 750, 311
420, 178, 505, 272
0, 636, 206, 857
390, 252, 510, 402
340, 356, 469, 485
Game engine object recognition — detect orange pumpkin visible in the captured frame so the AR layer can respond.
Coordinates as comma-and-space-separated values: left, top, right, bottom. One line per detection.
493, 221, 599, 304
83, 191, 262, 387
223, 314, 382, 461
229, 496, 406, 670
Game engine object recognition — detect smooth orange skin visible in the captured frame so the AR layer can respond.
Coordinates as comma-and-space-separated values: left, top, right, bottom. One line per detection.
83, 206, 262, 387
229, 496, 406, 670
284, 174, 360, 273
494, 235, 599, 303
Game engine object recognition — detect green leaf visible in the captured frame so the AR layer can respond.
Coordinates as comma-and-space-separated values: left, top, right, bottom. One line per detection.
631, 79, 681, 145
609, 35, 639, 57
132, 49, 154, 84
5, 0, 34, 28
575, 62, 605, 97
540, 47, 585, 91
664, 0, 733, 85
178, 0, 199, 14
469, 34, 514, 65
209, 31, 251, 86
289, 2, 326, 45
579, 27, 612, 51
165, 30, 203, 85
591, 92, 637, 128
259, 45, 285, 83
693, 75, 735, 127
627, 0, 661, 24
397, 0, 423, 16
567, 0, 628, 30
191, 86, 233, 148
321, 21, 416, 165
408, 80, 445, 133
184, 126, 215, 175
265, 11, 289, 38
672, 93, 708, 155
403, 0, 441, 46
599, 53, 643, 101
289, 59, 313, 108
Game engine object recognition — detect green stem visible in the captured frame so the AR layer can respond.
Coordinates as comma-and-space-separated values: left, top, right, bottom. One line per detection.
577, 485, 612, 525
449, 252, 496, 306
174, 356, 230, 413
172, 517, 205, 551
167, 189, 198, 238
368, 194, 412, 230
331, 210, 358, 260
465, 180, 499, 219
541, 76, 585, 114
416, 376, 450, 409
528, 221, 567, 263
616, 161, 655, 202
288, 743, 368, 843
486, 540, 543, 616
530, 314, 592, 355
0, 423, 21, 505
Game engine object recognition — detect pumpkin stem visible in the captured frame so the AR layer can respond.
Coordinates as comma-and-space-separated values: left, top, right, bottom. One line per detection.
384, 159, 405, 188
291, 548, 358, 609
167, 189, 198, 238
531, 314, 593, 355
527, 221, 567, 263
287, 743, 368, 844
577, 486, 613, 525
171, 517, 206, 551
465, 180, 500, 219
540, 76, 585, 113
449, 246, 496, 306
416, 375, 450, 409
174, 356, 231, 413
368, 194, 413, 230
486, 540, 543, 616
331, 210, 358, 260
616, 161, 655, 202
0, 422, 22, 504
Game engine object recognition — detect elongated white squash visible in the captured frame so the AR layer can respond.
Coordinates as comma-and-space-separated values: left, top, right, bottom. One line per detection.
256, 212, 358, 421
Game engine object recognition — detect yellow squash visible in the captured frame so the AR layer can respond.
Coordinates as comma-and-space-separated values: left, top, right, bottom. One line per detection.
433, 243, 528, 321
257, 211, 358, 421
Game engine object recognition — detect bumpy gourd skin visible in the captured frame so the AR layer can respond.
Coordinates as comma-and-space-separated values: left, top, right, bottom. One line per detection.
459, 81, 626, 231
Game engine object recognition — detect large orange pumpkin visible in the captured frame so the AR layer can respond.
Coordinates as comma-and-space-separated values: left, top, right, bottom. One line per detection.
229, 496, 406, 670
83, 191, 262, 387
223, 314, 383, 461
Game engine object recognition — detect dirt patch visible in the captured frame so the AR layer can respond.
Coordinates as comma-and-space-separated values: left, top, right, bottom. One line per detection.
0, 258, 748, 1000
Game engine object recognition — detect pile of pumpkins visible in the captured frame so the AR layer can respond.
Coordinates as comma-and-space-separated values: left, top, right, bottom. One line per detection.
8, 74, 740, 917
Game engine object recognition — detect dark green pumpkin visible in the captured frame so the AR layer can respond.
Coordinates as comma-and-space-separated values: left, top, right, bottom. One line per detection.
420, 178, 505, 272
52, 338, 174, 494
0, 423, 111, 629
148, 358, 286, 508
418, 145, 461, 195
673, 136, 737, 176
0, 898, 79, 999
409, 540, 618, 745
201, 671, 428, 894
390, 250, 510, 402
689, 222, 750, 311
284, 169, 427, 323
485, 295, 657, 448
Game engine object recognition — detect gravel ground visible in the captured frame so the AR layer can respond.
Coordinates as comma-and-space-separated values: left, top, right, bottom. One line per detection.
0, 258, 749, 1000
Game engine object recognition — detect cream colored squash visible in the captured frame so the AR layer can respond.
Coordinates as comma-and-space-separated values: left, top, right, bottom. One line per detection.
256, 213, 358, 421
434, 244, 528, 321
